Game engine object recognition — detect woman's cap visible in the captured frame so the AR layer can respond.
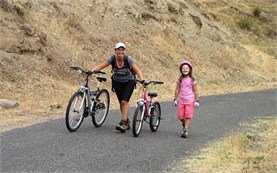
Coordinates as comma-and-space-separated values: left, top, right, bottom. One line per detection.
114, 42, 126, 50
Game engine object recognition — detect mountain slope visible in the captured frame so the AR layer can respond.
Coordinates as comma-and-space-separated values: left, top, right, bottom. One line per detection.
0, 0, 276, 129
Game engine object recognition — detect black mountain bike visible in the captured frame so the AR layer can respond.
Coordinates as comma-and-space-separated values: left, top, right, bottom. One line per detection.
65, 66, 110, 132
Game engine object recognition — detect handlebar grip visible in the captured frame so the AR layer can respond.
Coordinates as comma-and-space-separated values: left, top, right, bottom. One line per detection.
92, 70, 106, 74
87, 70, 93, 75
98, 71, 106, 74
136, 80, 163, 85
152, 81, 164, 85
70, 66, 81, 71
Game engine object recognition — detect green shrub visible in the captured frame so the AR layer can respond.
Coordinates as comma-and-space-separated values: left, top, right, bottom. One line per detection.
239, 18, 253, 30
253, 7, 262, 18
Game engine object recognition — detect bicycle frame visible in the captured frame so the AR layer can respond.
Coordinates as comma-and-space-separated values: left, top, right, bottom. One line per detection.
78, 75, 102, 113
137, 87, 153, 118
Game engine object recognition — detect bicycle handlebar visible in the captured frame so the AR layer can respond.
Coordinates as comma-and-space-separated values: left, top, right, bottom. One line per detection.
70, 66, 106, 75
136, 80, 164, 86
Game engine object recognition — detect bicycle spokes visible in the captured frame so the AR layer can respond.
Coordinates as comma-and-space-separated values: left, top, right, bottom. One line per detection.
150, 102, 161, 132
91, 89, 110, 127
132, 105, 145, 137
65, 92, 86, 132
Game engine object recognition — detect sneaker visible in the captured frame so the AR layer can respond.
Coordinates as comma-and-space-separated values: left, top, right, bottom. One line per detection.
116, 120, 128, 133
126, 119, 130, 130
181, 129, 188, 138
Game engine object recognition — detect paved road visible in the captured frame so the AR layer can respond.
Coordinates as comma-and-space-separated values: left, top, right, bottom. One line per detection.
1, 89, 276, 172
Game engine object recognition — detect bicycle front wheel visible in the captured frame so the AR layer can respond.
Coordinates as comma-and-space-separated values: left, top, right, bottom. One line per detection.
92, 89, 110, 127
132, 103, 145, 137
65, 91, 86, 132
150, 101, 161, 132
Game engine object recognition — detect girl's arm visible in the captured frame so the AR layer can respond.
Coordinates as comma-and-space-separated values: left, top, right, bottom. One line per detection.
92, 60, 110, 71
174, 81, 180, 100
193, 83, 199, 101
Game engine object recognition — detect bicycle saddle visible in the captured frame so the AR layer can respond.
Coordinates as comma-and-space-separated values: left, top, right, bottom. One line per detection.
148, 92, 157, 97
97, 77, 107, 82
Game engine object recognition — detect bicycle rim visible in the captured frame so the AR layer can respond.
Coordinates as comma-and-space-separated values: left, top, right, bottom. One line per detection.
92, 89, 110, 127
132, 104, 144, 137
65, 91, 85, 132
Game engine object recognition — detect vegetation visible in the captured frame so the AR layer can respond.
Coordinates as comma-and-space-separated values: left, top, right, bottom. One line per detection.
253, 6, 262, 18
239, 17, 254, 30
174, 118, 277, 172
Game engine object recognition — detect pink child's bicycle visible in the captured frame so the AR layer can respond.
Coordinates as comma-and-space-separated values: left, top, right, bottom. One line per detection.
132, 80, 164, 137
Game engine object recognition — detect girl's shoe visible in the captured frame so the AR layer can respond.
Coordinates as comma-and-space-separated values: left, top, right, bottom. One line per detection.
181, 129, 188, 138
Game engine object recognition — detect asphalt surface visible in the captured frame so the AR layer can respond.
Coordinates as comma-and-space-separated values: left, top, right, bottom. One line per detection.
1, 89, 276, 172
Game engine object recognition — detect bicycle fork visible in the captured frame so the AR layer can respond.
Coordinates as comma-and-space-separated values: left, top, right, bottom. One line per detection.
136, 100, 147, 121
80, 88, 95, 118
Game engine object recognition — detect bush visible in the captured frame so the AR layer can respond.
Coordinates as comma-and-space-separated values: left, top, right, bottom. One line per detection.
239, 18, 253, 30
253, 7, 262, 18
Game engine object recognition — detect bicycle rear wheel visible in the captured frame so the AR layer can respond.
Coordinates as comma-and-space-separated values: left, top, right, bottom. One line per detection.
150, 101, 161, 132
65, 91, 86, 132
92, 89, 110, 127
132, 103, 145, 137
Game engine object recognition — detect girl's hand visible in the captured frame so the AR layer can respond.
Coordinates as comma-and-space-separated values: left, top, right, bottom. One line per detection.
173, 99, 178, 106
194, 101, 200, 108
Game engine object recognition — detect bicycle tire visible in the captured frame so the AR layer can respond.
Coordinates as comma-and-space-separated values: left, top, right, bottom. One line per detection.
150, 101, 161, 132
92, 89, 110, 127
65, 91, 86, 132
132, 103, 145, 137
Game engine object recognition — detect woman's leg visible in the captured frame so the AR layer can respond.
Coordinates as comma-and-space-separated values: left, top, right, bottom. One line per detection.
120, 80, 135, 120
120, 100, 129, 121
115, 80, 135, 132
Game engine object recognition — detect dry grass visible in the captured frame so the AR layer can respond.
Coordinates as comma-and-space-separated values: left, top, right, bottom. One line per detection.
173, 118, 277, 173
195, 0, 277, 57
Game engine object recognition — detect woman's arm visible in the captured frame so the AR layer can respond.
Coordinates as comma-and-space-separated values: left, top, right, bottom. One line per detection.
131, 63, 143, 80
92, 60, 110, 71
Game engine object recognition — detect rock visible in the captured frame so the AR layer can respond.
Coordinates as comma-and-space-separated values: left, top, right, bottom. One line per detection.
189, 13, 202, 29
51, 102, 61, 109
0, 99, 19, 109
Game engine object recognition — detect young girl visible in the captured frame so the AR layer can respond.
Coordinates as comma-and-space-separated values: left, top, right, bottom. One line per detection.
174, 60, 199, 138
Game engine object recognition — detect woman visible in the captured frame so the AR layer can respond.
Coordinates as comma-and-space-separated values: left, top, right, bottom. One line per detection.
92, 42, 143, 133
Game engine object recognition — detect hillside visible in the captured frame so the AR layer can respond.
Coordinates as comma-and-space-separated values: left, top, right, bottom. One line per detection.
0, 0, 276, 130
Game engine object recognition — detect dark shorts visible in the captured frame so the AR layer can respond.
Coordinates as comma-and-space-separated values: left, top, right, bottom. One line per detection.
112, 80, 135, 103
